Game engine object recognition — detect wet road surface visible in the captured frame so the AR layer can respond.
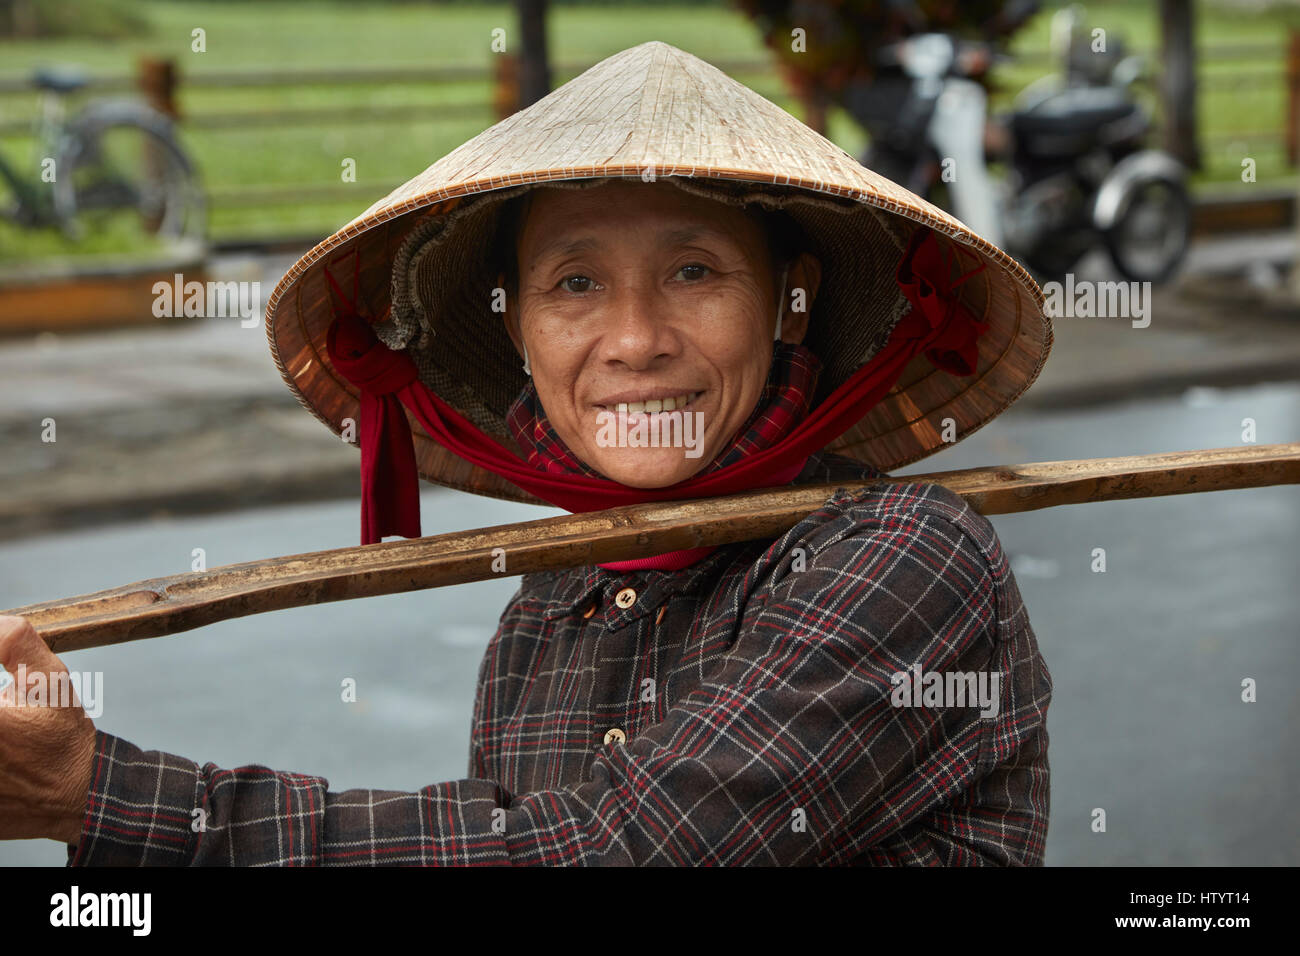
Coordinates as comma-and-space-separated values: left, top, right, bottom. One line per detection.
2, 382, 1296, 866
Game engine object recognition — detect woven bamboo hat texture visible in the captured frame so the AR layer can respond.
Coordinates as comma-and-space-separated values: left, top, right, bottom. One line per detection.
265, 40, 1052, 505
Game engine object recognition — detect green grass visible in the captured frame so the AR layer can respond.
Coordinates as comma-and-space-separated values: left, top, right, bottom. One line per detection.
0, 0, 1294, 266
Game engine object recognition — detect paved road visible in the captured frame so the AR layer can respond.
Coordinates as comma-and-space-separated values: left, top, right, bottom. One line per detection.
1, 382, 1296, 866
2, 238, 1299, 540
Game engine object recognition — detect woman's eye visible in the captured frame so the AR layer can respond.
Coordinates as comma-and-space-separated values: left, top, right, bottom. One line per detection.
559, 275, 594, 293
676, 263, 710, 281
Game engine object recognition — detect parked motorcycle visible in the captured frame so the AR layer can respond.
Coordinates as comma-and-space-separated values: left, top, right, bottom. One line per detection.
847, 3, 1192, 285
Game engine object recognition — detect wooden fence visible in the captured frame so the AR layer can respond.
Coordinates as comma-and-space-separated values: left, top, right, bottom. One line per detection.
0, 43, 1292, 213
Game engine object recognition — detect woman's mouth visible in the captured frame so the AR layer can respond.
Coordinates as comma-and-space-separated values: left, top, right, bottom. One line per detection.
596, 391, 702, 414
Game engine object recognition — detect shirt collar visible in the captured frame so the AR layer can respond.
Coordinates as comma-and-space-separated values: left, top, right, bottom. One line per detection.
524, 449, 885, 625
533, 542, 751, 625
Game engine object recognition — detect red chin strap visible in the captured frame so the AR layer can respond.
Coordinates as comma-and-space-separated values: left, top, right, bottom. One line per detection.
321, 225, 989, 569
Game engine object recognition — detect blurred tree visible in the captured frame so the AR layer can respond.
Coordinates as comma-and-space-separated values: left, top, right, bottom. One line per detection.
1159, 0, 1200, 171
517, 0, 552, 108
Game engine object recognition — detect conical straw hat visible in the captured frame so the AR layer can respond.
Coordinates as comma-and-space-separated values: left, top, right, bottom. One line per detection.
265, 40, 1051, 504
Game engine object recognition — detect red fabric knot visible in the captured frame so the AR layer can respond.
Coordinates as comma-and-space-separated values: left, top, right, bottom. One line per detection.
326, 310, 420, 396
320, 249, 422, 546
895, 227, 990, 377
322, 252, 419, 395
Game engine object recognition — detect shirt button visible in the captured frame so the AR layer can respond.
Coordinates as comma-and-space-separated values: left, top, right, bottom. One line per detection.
582, 602, 597, 619
603, 728, 626, 746
614, 587, 637, 609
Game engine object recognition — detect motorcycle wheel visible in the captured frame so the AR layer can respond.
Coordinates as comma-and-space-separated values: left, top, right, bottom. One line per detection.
1103, 177, 1192, 285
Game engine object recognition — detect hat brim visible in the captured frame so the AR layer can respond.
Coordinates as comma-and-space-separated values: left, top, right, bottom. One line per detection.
265, 42, 1051, 505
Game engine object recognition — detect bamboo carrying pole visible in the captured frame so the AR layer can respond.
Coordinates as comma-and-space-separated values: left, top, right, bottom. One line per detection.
5, 442, 1297, 655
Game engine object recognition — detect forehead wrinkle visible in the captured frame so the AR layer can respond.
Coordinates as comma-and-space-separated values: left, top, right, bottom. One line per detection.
529, 235, 600, 265
528, 221, 746, 267
656, 223, 753, 253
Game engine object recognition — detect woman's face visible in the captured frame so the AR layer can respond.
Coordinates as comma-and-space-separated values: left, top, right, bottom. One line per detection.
503, 180, 818, 488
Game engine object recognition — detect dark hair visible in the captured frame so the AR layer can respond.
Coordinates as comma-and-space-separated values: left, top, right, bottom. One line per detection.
491, 191, 534, 300
747, 204, 807, 275
490, 190, 808, 299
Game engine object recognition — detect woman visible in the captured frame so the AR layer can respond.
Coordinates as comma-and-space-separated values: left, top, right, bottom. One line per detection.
0, 42, 1053, 865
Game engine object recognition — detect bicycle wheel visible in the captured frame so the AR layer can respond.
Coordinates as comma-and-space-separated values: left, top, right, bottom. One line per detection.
53, 100, 206, 252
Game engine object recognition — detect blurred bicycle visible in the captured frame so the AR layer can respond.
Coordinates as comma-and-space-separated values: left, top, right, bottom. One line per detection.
0, 65, 206, 251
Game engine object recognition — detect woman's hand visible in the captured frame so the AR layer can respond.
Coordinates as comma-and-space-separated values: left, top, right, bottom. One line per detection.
0, 615, 97, 845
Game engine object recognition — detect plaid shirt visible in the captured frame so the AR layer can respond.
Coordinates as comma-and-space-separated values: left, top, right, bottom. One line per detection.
66, 451, 1052, 866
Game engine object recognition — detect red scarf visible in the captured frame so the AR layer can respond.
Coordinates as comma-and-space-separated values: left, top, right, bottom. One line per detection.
322, 224, 989, 569
504, 341, 821, 570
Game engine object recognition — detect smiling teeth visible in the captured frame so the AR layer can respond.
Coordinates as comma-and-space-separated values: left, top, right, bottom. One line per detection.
616, 392, 698, 414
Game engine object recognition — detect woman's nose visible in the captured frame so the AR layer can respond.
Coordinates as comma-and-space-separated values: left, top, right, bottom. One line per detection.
597, 285, 680, 369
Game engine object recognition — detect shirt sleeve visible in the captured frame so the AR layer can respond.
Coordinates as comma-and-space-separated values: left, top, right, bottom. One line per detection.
467, 585, 523, 781
67, 486, 1026, 866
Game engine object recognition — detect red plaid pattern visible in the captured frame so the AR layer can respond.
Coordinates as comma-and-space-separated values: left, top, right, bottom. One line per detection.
66, 451, 1052, 866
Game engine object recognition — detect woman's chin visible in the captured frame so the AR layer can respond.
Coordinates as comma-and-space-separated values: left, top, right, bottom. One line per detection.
583, 448, 708, 488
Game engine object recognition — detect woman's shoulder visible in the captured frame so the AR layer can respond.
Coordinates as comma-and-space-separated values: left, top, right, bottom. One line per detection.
786, 450, 1008, 584
735, 455, 1018, 656
500, 450, 1011, 620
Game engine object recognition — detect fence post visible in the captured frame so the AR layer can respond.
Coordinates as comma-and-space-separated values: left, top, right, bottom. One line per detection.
493, 53, 520, 120
137, 57, 178, 234
138, 57, 178, 119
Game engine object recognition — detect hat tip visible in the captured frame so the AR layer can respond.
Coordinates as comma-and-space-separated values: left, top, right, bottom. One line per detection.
630, 39, 685, 55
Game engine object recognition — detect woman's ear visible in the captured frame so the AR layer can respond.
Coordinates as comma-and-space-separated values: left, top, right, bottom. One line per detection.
779, 252, 822, 345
